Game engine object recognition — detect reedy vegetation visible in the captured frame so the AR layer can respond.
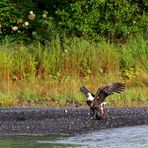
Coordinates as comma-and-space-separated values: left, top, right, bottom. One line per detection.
0, 36, 148, 107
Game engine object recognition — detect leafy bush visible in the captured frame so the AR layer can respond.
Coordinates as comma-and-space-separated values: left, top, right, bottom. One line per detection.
56, 0, 148, 41
0, 0, 16, 35
0, 0, 147, 42
0, 0, 56, 43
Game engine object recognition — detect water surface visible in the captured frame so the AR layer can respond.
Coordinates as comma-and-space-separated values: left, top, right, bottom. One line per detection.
0, 125, 147, 148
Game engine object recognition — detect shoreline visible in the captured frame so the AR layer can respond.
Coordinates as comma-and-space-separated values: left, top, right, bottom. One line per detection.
0, 107, 147, 136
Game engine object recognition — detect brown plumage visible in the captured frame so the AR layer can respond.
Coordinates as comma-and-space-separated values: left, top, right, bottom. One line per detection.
80, 82, 125, 119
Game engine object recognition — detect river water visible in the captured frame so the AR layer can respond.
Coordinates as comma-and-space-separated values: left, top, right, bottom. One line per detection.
0, 125, 147, 148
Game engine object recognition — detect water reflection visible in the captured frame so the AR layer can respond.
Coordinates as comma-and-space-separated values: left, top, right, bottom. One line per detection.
0, 125, 147, 148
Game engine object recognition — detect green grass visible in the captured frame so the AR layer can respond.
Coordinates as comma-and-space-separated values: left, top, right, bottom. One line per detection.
0, 35, 147, 107
0, 79, 147, 107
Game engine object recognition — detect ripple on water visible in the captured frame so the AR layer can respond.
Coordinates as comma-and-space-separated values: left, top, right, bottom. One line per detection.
0, 125, 147, 148
37, 125, 148, 148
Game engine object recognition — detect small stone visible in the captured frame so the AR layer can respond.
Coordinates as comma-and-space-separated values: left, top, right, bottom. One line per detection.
64, 110, 68, 113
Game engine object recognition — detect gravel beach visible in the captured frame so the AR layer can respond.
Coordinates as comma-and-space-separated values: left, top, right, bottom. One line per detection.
0, 107, 147, 136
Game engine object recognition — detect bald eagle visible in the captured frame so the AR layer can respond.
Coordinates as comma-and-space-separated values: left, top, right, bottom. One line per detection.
80, 82, 125, 120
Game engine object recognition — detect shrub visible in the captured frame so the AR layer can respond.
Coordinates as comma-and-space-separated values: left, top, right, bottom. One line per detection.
0, 0, 16, 36
55, 0, 148, 41
0, 0, 56, 43
0, 0, 147, 42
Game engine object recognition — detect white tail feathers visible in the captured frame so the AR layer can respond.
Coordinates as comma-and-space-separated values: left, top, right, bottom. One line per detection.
101, 102, 108, 107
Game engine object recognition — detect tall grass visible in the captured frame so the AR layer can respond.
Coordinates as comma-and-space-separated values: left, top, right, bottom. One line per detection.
120, 35, 148, 71
0, 35, 147, 107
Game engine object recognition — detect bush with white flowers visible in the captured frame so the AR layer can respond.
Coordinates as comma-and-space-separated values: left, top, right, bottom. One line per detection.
0, 5, 55, 42
12, 26, 18, 31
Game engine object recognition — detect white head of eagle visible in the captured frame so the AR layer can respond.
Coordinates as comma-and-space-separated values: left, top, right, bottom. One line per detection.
87, 93, 94, 101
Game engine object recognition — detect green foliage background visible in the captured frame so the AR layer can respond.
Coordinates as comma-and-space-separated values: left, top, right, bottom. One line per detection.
0, 0, 147, 42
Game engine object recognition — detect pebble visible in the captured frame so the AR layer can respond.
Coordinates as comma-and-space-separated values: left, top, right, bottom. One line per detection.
0, 107, 147, 136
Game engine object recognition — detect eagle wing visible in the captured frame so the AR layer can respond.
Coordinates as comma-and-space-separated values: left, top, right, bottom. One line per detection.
80, 86, 95, 97
94, 82, 125, 105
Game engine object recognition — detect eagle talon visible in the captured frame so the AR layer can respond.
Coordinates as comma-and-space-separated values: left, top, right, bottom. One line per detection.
95, 110, 104, 120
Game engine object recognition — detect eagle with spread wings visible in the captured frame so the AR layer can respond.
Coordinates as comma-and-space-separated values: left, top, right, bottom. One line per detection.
80, 82, 125, 119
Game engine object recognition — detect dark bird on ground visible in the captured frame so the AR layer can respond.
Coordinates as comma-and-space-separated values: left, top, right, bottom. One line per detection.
80, 82, 125, 120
